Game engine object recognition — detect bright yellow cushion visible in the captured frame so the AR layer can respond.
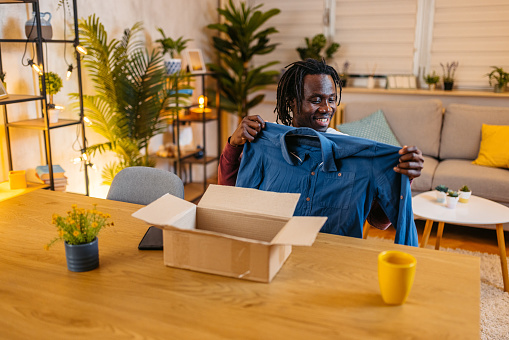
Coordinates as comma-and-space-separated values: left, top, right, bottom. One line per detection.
472, 124, 509, 169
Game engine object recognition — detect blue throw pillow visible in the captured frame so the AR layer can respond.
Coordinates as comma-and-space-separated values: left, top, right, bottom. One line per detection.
337, 109, 401, 147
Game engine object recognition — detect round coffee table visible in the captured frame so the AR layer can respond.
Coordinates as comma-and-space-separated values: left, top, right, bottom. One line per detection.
412, 191, 509, 292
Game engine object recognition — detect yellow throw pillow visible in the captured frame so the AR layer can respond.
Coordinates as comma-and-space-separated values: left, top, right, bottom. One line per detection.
472, 124, 509, 169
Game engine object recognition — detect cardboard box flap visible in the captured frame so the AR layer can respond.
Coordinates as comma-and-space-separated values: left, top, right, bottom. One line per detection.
198, 184, 300, 218
271, 216, 327, 246
131, 193, 196, 230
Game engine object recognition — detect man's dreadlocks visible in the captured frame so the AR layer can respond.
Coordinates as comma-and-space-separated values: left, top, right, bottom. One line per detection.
275, 58, 342, 126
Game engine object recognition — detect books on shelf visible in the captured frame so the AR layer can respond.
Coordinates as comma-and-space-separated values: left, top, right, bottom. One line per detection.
35, 165, 65, 180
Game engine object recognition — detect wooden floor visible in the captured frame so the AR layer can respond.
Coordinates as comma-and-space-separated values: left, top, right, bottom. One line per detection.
185, 178, 507, 256
368, 219, 508, 256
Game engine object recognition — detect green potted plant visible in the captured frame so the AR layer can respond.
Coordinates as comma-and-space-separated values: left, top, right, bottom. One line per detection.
39, 71, 63, 123
446, 190, 459, 209
440, 61, 459, 91
45, 203, 113, 272
207, 0, 280, 120
434, 184, 448, 202
339, 61, 349, 88
458, 185, 472, 203
485, 66, 509, 93
75, 15, 169, 184
296, 33, 340, 61
156, 28, 192, 75
423, 71, 440, 90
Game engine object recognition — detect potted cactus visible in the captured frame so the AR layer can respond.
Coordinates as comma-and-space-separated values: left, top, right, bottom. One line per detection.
458, 185, 472, 203
434, 184, 448, 203
446, 190, 459, 209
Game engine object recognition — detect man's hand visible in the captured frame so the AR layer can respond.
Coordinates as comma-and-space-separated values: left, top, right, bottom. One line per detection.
393, 145, 424, 180
229, 115, 266, 147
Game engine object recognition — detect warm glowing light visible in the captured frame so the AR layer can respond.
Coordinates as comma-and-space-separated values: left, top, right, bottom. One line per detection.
83, 116, 92, 125
76, 45, 87, 55
198, 95, 205, 109
66, 65, 73, 80
54, 105, 65, 110
28, 59, 43, 75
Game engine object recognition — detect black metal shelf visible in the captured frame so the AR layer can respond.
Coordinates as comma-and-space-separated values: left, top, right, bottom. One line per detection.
0, 0, 89, 195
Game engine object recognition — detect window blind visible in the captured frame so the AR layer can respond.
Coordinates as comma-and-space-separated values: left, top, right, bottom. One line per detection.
430, 0, 509, 89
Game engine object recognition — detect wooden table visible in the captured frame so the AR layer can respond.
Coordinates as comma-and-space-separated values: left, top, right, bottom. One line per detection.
1, 190, 480, 339
413, 191, 509, 292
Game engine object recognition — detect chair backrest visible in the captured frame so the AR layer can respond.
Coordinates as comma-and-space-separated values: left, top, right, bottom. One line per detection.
106, 166, 184, 205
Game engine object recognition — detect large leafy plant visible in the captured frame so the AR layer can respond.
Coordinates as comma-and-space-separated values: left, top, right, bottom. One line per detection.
75, 15, 168, 184
296, 34, 340, 61
207, 0, 280, 118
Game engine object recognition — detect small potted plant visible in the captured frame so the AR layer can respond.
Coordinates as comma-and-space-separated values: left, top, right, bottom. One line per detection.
458, 185, 472, 203
440, 61, 459, 91
423, 71, 440, 90
45, 203, 114, 272
339, 61, 350, 88
156, 28, 192, 75
434, 184, 448, 203
39, 71, 63, 123
485, 66, 509, 93
446, 190, 459, 209
296, 33, 340, 61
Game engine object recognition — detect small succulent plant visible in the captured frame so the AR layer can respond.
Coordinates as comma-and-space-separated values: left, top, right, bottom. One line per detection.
447, 190, 459, 197
435, 185, 449, 193
459, 185, 471, 192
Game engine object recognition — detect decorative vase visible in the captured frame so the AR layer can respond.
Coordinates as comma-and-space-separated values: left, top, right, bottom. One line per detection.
446, 196, 459, 209
64, 238, 99, 272
165, 58, 182, 75
443, 81, 454, 91
367, 76, 375, 89
25, 11, 53, 41
435, 191, 447, 203
459, 190, 472, 203
494, 85, 506, 93
47, 108, 60, 124
428, 83, 436, 91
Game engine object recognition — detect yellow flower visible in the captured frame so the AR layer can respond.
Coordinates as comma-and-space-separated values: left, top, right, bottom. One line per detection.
91, 222, 98, 228
44, 244, 50, 251
71, 204, 78, 209
73, 230, 79, 237
58, 230, 65, 237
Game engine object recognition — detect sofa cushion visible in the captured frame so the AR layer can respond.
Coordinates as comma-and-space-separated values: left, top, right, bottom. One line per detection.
342, 99, 443, 158
432, 159, 509, 204
337, 109, 401, 146
472, 124, 509, 169
440, 104, 509, 160
411, 155, 438, 193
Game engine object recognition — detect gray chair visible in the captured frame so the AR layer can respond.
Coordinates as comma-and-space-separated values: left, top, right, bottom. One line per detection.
107, 166, 184, 205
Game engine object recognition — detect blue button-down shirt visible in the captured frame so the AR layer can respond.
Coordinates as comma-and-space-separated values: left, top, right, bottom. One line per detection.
236, 123, 418, 246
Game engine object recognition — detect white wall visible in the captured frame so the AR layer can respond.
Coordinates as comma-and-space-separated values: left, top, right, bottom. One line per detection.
0, 0, 219, 197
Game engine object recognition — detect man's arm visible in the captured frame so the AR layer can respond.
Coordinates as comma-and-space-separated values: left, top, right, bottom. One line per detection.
218, 138, 243, 186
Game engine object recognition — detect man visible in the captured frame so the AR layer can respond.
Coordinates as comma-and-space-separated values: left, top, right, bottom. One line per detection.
218, 58, 424, 231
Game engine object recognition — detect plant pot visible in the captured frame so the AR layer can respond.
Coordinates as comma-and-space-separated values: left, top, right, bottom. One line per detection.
25, 11, 53, 41
64, 238, 99, 272
446, 196, 459, 209
459, 190, 472, 203
435, 191, 447, 203
494, 85, 506, 93
47, 108, 60, 124
367, 76, 375, 89
443, 81, 454, 91
164, 58, 182, 75
428, 83, 436, 91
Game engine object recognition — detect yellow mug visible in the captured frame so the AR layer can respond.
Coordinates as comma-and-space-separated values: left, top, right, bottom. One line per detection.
378, 250, 416, 305
9, 170, 27, 190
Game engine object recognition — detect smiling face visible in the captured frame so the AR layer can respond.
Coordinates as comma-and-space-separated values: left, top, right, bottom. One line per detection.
290, 74, 337, 132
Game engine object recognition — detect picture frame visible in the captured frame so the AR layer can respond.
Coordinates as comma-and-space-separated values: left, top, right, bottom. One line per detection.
185, 49, 206, 74
0, 81, 8, 100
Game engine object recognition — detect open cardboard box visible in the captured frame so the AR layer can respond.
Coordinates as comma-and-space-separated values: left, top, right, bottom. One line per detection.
132, 184, 327, 282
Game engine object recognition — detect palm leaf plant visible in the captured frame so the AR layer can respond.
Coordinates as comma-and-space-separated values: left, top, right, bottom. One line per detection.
73, 15, 170, 185
207, 0, 280, 119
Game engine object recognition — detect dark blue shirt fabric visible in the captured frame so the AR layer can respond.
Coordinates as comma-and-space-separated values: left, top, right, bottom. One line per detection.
235, 122, 418, 247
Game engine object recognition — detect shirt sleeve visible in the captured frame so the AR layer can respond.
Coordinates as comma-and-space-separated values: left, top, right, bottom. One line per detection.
217, 138, 243, 186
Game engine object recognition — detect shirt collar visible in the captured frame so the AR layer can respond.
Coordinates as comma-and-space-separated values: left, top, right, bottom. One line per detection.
279, 127, 338, 172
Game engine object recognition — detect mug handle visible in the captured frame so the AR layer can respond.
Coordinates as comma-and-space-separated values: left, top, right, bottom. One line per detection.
42, 12, 52, 22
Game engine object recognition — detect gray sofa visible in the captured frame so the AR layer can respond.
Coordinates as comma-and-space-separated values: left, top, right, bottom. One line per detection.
342, 100, 509, 217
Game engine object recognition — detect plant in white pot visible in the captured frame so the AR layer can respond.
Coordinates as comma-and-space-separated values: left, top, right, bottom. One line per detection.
423, 71, 440, 90
156, 28, 192, 75
458, 185, 472, 203
40, 71, 63, 123
446, 190, 459, 209
434, 184, 448, 203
